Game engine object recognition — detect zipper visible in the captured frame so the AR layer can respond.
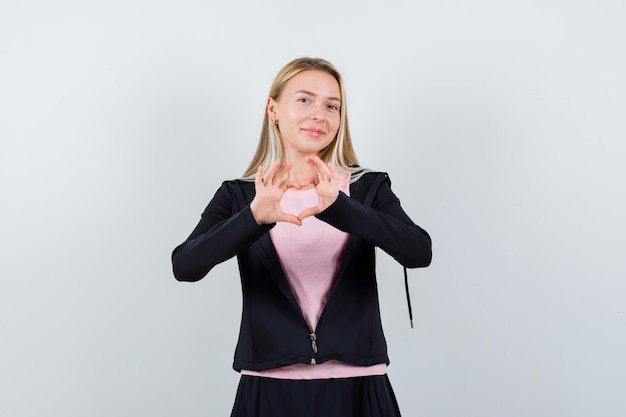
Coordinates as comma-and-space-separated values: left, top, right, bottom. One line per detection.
310, 332, 318, 364
305, 247, 351, 364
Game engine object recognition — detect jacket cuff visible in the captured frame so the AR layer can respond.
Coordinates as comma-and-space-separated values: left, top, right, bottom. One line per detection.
243, 204, 276, 231
315, 191, 350, 224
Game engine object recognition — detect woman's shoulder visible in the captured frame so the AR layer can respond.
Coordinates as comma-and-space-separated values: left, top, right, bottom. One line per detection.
348, 164, 387, 176
348, 169, 391, 202
207, 179, 255, 204
350, 168, 390, 186
223, 178, 255, 187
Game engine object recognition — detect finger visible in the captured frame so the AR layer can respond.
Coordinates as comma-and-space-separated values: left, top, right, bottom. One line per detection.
327, 162, 338, 182
305, 156, 327, 183
255, 165, 264, 188
276, 162, 293, 184
264, 160, 281, 185
316, 157, 334, 182
305, 156, 324, 169
275, 163, 295, 191
304, 156, 320, 171
298, 206, 318, 220
298, 179, 313, 188
284, 179, 303, 189
279, 212, 302, 226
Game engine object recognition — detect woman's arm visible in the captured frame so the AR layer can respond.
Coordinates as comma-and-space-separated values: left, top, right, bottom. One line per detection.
171, 183, 273, 282
173, 162, 306, 282
315, 176, 432, 268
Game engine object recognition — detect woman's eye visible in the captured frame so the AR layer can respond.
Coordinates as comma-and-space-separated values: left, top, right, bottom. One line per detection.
298, 97, 310, 103
328, 104, 339, 111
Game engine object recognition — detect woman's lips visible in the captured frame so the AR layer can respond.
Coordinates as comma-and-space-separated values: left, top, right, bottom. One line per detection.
301, 128, 325, 138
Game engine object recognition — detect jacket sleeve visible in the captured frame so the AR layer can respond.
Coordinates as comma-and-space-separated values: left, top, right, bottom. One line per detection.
171, 182, 273, 282
315, 175, 432, 268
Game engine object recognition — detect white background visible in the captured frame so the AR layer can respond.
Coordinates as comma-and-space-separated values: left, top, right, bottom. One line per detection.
1, 1, 625, 416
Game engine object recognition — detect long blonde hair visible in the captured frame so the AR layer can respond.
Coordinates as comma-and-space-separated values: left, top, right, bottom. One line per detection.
241, 57, 367, 182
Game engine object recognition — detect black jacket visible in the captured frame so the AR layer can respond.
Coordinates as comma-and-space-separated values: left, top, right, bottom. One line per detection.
172, 172, 431, 371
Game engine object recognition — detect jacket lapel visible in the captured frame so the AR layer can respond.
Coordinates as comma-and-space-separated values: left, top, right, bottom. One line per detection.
254, 233, 302, 311
330, 172, 384, 285
229, 181, 301, 310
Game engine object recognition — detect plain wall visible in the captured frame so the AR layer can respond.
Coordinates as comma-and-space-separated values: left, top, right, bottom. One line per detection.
1, 1, 625, 416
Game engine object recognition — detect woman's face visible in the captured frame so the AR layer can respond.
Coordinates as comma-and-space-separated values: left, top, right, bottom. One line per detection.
268, 70, 341, 160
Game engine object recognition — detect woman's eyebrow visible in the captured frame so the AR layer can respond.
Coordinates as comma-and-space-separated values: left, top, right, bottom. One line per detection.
294, 89, 341, 102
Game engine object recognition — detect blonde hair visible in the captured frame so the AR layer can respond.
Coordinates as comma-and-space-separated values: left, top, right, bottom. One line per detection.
241, 57, 368, 182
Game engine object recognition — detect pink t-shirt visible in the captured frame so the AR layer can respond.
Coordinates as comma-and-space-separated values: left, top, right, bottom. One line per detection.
241, 172, 387, 379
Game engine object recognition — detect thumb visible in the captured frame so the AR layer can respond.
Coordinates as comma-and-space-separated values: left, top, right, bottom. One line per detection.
297, 206, 318, 221
279, 212, 303, 226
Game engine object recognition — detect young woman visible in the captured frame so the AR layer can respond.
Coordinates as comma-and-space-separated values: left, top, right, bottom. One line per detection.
172, 57, 432, 417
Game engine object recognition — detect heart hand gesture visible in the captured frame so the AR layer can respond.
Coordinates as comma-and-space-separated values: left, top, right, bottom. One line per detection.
250, 161, 302, 226
298, 156, 340, 220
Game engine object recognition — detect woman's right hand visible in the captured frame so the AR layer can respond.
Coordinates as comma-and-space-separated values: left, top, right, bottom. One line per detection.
249, 160, 302, 226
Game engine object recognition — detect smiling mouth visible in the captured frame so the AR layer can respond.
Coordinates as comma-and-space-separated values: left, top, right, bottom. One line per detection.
301, 128, 325, 137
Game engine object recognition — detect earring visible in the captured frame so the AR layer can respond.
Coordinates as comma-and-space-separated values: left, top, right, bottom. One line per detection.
273, 119, 279, 126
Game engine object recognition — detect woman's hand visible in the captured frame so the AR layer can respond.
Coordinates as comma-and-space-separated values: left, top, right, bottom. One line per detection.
250, 160, 302, 226
298, 156, 340, 220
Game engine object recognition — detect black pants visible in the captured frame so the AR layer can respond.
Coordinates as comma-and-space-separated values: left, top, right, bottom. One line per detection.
230, 374, 402, 417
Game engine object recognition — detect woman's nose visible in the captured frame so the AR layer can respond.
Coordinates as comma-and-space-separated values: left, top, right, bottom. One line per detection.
310, 103, 324, 121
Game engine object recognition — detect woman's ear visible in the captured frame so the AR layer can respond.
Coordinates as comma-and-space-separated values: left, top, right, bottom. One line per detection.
267, 97, 278, 121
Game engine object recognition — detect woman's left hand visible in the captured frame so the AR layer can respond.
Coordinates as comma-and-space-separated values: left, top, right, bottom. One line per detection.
298, 156, 340, 220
